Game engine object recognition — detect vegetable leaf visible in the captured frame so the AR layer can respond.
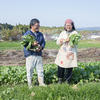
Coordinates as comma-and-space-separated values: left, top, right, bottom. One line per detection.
69, 33, 82, 46
20, 34, 38, 51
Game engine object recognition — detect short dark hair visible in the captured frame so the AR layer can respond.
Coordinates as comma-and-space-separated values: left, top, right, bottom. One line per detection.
30, 18, 40, 29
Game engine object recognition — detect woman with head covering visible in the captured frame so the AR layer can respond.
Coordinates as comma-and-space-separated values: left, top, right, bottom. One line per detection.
55, 19, 78, 84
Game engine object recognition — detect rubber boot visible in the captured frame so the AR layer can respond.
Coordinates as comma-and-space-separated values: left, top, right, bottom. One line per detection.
65, 80, 69, 84
27, 78, 32, 89
38, 76, 46, 87
58, 78, 63, 84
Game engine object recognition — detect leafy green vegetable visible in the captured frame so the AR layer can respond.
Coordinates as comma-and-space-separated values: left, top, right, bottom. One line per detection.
20, 34, 38, 51
1, 61, 100, 85
69, 33, 82, 46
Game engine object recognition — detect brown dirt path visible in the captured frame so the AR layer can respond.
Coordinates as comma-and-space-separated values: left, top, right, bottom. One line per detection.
0, 48, 100, 66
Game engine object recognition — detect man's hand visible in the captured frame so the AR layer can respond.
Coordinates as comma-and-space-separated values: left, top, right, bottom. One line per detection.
32, 41, 38, 47
35, 46, 42, 52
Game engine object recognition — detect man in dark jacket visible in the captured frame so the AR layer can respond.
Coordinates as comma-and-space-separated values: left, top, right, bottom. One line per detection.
23, 18, 46, 88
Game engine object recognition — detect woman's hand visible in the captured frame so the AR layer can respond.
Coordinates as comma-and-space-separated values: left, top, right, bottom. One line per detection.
65, 38, 70, 44
65, 38, 70, 42
60, 38, 65, 43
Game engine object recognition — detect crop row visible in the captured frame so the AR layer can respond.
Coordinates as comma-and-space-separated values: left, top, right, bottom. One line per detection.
0, 61, 100, 85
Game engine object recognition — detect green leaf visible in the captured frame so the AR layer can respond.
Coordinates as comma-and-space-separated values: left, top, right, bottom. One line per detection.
26, 41, 32, 50
69, 33, 82, 46
20, 34, 37, 50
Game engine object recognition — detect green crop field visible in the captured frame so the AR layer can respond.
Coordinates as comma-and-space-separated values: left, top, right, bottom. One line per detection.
0, 61, 100, 100
0, 40, 100, 51
0, 40, 100, 100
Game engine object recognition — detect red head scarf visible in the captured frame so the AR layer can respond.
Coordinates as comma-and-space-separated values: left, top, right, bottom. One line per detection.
64, 19, 75, 31
65, 19, 73, 24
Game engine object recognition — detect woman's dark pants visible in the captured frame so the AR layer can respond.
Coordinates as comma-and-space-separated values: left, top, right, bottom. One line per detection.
57, 66, 73, 83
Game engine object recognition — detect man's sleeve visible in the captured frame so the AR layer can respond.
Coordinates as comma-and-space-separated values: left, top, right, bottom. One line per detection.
40, 35, 46, 50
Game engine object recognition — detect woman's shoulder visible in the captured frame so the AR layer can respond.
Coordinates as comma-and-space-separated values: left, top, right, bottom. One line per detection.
59, 31, 67, 37
60, 30, 66, 34
71, 30, 78, 34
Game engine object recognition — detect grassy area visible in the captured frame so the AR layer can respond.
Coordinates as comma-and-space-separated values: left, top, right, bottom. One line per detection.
0, 41, 22, 50
0, 40, 100, 51
78, 40, 100, 48
0, 82, 100, 100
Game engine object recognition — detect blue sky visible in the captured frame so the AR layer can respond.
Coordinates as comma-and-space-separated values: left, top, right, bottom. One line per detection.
0, 0, 100, 28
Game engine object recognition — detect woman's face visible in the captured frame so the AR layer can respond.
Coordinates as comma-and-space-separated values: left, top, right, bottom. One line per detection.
65, 23, 72, 31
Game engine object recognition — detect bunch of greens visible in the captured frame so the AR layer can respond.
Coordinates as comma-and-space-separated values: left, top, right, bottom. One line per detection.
20, 34, 39, 51
68, 33, 82, 46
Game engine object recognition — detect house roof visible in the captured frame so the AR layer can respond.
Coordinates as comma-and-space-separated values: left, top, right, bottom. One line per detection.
92, 33, 100, 35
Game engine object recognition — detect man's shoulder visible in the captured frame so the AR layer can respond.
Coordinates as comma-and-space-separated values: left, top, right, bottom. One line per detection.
38, 31, 43, 36
24, 30, 31, 35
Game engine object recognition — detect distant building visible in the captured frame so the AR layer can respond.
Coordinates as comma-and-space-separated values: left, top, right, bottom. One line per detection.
43, 34, 52, 41
90, 33, 100, 39
43, 34, 59, 41
51, 34, 59, 41
87, 33, 100, 40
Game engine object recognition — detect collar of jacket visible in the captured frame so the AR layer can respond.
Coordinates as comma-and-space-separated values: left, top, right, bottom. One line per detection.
30, 29, 39, 36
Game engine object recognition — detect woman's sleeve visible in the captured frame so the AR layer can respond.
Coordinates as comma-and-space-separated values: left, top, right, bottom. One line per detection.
56, 32, 63, 46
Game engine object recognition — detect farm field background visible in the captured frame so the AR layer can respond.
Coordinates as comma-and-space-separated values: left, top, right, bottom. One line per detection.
0, 40, 100, 66
0, 40, 100, 100
0, 40, 100, 50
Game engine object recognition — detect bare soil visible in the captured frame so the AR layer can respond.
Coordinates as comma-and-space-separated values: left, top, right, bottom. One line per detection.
0, 48, 100, 66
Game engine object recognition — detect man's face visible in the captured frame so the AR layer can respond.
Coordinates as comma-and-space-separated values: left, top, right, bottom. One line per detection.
31, 23, 40, 32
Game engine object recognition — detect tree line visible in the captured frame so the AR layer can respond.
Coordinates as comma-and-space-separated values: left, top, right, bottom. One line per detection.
0, 23, 100, 41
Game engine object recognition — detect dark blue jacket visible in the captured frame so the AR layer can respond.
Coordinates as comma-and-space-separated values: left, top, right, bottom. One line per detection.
23, 30, 46, 58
